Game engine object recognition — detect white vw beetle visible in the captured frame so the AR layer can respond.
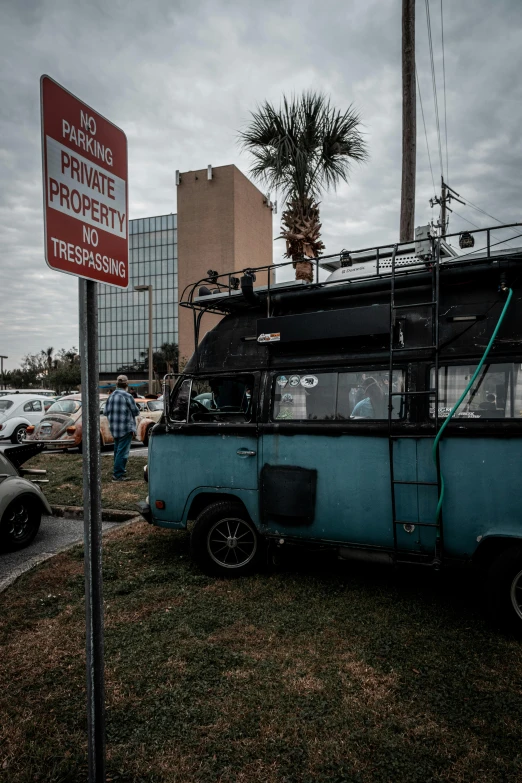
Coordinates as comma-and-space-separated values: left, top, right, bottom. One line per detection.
0, 395, 54, 444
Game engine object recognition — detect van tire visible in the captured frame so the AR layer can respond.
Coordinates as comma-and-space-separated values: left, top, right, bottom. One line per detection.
486, 545, 522, 636
190, 501, 263, 577
0, 495, 41, 551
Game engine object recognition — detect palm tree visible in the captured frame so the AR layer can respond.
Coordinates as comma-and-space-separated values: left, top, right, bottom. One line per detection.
158, 342, 179, 374
239, 92, 368, 283
41, 347, 54, 378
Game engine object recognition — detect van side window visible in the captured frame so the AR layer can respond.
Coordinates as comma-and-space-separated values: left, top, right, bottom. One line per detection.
273, 370, 404, 421
170, 379, 191, 422
190, 376, 254, 423
431, 363, 522, 419
338, 370, 403, 419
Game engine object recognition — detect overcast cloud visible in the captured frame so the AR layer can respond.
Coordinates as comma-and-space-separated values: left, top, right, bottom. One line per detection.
1, 0, 521, 368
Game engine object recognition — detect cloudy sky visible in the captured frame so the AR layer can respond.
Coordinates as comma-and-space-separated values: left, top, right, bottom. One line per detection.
1, 0, 521, 368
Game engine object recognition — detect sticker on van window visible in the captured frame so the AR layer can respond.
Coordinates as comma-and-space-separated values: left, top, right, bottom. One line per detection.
281, 393, 293, 404
300, 375, 318, 389
258, 332, 281, 343
277, 376, 288, 387
289, 375, 301, 387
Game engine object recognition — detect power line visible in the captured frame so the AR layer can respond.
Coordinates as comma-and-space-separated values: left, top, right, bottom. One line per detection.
425, 0, 444, 179
416, 65, 436, 196
451, 208, 518, 249
451, 209, 481, 230
455, 231, 522, 263
440, 0, 448, 181
460, 195, 522, 237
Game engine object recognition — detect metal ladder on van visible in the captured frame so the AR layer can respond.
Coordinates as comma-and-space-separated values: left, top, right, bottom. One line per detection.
387, 238, 443, 566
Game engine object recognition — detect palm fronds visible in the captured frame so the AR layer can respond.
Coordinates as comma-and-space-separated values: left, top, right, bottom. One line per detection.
238, 92, 368, 203
239, 92, 368, 282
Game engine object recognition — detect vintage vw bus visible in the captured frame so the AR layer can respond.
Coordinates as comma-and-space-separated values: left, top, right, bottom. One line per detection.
140, 224, 522, 633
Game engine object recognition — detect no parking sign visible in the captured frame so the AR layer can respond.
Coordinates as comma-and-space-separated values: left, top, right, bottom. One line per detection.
41, 75, 128, 288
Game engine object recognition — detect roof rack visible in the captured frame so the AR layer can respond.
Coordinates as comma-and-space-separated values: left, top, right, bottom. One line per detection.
179, 223, 522, 321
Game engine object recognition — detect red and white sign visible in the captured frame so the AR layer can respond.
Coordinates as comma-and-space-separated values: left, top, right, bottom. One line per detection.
41, 75, 128, 288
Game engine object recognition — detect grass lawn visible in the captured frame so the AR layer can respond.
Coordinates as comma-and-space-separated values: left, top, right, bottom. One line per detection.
1, 522, 522, 782
25, 453, 148, 511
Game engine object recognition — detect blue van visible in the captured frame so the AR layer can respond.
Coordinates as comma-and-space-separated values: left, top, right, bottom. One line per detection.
140, 226, 522, 633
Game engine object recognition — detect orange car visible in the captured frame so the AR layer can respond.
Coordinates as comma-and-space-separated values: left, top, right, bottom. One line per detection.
26, 394, 138, 451
134, 398, 163, 446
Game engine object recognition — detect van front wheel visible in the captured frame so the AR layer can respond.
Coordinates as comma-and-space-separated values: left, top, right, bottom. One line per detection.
486, 545, 522, 636
191, 501, 263, 577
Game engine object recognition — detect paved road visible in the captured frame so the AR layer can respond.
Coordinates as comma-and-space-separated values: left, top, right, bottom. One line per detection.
104, 444, 148, 458
0, 514, 134, 592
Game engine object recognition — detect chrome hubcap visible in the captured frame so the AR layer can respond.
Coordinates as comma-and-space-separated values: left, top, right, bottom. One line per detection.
16, 427, 27, 443
207, 517, 257, 569
510, 569, 522, 620
7, 503, 31, 541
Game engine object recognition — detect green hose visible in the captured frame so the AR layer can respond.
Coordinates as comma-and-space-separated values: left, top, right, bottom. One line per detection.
432, 287, 513, 527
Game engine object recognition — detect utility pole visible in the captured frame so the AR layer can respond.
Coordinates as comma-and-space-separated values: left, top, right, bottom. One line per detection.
135, 285, 154, 394
400, 0, 416, 242
440, 177, 447, 236
0, 356, 7, 390
430, 179, 465, 236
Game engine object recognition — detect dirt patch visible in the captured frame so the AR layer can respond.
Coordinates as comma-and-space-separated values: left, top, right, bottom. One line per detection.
105, 594, 184, 627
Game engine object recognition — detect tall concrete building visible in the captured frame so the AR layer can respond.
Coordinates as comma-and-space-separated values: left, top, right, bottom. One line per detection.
98, 164, 272, 386
176, 164, 273, 361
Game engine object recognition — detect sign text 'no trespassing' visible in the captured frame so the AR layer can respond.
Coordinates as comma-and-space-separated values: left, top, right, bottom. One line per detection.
41, 75, 128, 288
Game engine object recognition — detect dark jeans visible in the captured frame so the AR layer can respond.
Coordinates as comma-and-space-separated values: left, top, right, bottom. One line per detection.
113, 432, 133, 478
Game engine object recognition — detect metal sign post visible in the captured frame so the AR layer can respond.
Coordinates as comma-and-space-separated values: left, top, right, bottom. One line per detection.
79, 278, 105, 780
41, 75, 128, 783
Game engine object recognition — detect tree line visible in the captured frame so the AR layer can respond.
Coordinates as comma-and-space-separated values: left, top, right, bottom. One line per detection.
2, 342, 179, 393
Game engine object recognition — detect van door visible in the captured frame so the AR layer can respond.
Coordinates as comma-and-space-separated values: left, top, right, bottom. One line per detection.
259, 369, 404, 549
150, 373, 259, 526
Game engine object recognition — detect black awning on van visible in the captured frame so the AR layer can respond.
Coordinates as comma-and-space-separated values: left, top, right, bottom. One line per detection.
256, 304, 390, 344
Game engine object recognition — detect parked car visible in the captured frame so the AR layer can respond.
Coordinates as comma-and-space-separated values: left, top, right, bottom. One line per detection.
135, 398, 163, 447
28, 394, 142, 451
27, 394, 108, 451
0, 388, 56, 397
0, 442, 52, 550
0, 394, 55, 444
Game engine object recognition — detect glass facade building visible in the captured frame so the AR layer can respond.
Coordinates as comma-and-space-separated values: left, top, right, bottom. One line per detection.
98, 213, 178, 377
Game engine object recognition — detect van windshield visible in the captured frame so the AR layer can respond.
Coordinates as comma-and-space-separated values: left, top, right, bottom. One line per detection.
47, 400, 81, 415
168, 376, 254, 423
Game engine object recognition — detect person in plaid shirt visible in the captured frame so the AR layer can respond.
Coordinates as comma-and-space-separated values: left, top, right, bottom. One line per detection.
105, 375, 140, 482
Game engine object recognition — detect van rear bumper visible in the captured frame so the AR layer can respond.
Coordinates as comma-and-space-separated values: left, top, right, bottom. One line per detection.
137, 500, 152, 524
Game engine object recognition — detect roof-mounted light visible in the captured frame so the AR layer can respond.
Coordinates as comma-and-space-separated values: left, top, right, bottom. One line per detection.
340, 250, 352, 267
459, 232, 475, 249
